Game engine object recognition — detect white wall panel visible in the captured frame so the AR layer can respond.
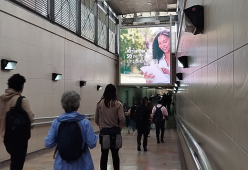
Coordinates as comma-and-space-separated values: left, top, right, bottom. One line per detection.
217, 53, 234, 138
207, 0, 218, 64
176, 0, 248, 169
0, 1, 116, 162
216, 0, 233, 58
234, 45, 248, 152
233, 0, 248, 50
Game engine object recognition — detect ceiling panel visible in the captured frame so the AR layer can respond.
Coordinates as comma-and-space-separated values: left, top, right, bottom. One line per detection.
104, 0, 177, 15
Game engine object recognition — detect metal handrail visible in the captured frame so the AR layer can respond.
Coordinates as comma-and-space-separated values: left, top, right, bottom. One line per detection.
32, 121, 53, 126
84, 114, 95, 116
32, 114, 95, 126
34, 116, 58, 120
175, 114, 213, 170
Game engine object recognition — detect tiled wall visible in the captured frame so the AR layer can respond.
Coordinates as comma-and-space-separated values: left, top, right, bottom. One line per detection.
0, 1, 116, 161
176, 0, 248, 169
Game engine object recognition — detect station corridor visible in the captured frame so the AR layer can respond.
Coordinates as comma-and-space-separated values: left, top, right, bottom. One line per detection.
1, 128, 182, 170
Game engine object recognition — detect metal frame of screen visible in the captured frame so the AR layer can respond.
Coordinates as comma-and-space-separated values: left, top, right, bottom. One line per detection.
118, 24, 172, 87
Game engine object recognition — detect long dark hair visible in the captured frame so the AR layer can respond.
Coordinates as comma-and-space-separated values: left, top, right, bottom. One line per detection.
101, 84, 117, 108
152, 30, 170, 62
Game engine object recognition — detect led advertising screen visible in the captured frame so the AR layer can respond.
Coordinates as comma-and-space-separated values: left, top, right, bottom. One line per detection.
119, 27, 171, 85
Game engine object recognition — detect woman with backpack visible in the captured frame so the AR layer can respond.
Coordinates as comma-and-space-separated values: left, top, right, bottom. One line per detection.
95, 84, 125, 170
45, 91, 98, 170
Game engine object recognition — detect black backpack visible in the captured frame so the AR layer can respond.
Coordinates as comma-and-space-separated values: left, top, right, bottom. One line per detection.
130, 105, 137, 120
54, 121, 84, 162
135, 105, 149, 127
4, 96, 31, 144
154, 106, 163, 122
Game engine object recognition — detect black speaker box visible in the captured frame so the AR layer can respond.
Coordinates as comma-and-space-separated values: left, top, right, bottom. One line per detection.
184, 5, 204, 35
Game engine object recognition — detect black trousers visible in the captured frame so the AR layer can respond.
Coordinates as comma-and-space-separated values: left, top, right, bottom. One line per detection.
166, 103, 171, 114
125, 116, 130, 127
137, 128, 149, 148
4, 141, 28, 170
100, 147, 119, 170
155, 120, 165, 141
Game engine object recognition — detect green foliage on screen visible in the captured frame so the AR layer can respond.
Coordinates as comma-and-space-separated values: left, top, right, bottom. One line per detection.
120, 28, 146, 74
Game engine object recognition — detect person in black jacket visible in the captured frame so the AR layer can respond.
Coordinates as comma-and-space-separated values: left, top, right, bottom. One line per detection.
123, 103, 130, 128
147, 101, 153, 137
135, 98, 151, 151
128, 103, 137, 135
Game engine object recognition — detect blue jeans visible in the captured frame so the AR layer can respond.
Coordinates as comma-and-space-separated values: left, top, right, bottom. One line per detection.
129, 119, 136, 132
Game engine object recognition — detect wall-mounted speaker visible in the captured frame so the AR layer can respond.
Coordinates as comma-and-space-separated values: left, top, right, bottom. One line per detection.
52, 73, 62, 81
176, 73, 183, 80
184, 5, 204, 35
80, 81, 86, 87
1, 59, 17, 70
178, 56, 188, 68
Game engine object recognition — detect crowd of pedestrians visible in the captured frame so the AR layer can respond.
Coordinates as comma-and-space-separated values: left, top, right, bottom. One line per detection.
0, 73, 171, 170
124, 95, 170, 152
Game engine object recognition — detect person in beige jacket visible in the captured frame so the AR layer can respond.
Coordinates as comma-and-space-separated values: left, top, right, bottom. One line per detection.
95, 84, 125, 170
0, 74, 34, 170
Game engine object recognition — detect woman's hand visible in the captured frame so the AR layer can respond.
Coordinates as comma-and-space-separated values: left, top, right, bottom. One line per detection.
161, 68, 170, 75
144, 72, 155, 84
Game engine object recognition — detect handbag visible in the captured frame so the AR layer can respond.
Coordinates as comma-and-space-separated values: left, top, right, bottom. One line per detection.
98, 104, 122, 150
100, 127, 122, 149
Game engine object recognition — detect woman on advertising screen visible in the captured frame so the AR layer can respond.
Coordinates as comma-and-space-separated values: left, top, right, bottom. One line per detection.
142, 30, 170, 84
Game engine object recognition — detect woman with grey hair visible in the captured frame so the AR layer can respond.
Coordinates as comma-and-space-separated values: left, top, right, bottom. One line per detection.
45, 91, 97, 170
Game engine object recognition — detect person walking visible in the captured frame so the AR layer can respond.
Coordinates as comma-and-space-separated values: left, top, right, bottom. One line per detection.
128, 103, 137, 135
95, 84, 125, 170
0, 74, 34, 170
166, 93, 172, 114
123, 103, 130, 129
147, 101, 153, 137
135, 98, 151, 151
45, 91, 97, 170
151, 100, 168, 143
